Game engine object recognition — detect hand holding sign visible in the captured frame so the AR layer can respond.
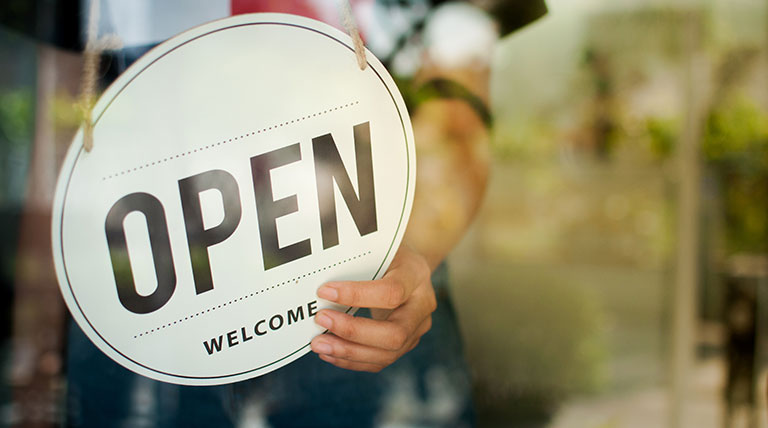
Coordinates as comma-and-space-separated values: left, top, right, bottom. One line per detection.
311, 244, 436, 372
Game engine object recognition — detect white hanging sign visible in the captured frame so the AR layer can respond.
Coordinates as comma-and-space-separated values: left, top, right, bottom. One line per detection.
51, 13, 415, 386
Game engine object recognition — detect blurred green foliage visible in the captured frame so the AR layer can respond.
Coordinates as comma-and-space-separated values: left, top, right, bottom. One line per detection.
703, 96, 768, 253
645, 95, 768, 253
703, 95, 768, 173
0, 89, 33, 147
646, 117, 678, 159
0, 88, 34, 207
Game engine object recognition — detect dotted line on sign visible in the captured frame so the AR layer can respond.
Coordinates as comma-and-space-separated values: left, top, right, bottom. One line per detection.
132, 250, 372, 339
102, 101, 360, 181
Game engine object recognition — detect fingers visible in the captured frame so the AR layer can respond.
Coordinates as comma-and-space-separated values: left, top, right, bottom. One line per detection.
317, 247, 431, 309
311, 317, 431, 372
311, 334, 398, 369
311, 244, 436, 372
314, 281, 434, 348
317, 277, 409, 310
314, 309, 410, 350
317, 354, 384, 373
311, 286, 434, 372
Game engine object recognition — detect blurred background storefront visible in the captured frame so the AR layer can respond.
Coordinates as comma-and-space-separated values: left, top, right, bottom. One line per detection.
2, 0, 768, 427
449, 0, 768, 427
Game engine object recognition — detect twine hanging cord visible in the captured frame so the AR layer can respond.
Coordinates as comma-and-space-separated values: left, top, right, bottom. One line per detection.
341, 0, 367, 70
78, 0, 121, 153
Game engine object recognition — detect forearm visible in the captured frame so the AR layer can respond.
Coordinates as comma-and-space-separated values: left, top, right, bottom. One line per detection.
403, 70, 492, 271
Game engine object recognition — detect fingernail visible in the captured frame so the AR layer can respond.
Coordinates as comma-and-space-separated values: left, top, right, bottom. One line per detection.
316, 312, 333, 329
317, 286, 338, 302
312, 340, 333, 355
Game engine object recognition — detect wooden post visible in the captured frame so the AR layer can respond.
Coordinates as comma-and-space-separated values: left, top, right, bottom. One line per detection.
669, 11, 706, 428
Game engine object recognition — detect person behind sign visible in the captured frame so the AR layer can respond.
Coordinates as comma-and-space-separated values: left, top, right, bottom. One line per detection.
227, 4, 547, 427
9, 0, 547, 426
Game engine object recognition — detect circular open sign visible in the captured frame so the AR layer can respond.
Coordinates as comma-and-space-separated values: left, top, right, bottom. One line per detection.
52, 14, 415, 386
